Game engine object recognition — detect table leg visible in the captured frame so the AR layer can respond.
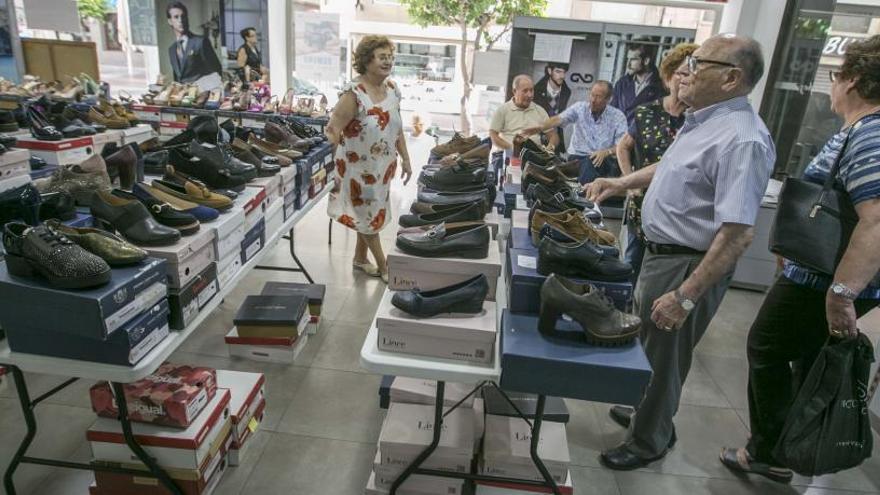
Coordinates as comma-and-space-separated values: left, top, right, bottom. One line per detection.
3, 366, 35, 495
111, 382, 183, 495
530, 395, 561, 495
390, 381, 445, 495
255, 228, 315, 283
328, 218, 333, 245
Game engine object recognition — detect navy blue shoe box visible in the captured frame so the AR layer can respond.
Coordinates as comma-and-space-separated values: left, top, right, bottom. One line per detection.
5, 300, 170, 366
509, 227, 533, 251
241, 218, 266, 264
500, 310, 651, 406
506, 247, 632, 313
294, 160, 312, 210
379, 374, 394, 409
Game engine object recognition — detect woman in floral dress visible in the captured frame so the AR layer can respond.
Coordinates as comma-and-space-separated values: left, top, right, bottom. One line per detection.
326, 35, 413, 282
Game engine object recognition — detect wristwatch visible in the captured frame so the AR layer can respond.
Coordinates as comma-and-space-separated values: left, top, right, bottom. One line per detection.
674, 289, 696, 312
830, 282, 858, 300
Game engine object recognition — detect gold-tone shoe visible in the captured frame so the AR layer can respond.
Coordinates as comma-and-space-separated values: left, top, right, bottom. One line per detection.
44, 219, 148, 267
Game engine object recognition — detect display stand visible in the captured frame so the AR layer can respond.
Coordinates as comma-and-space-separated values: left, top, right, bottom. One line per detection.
360, 280, 563, 495
0, 185, 332, 495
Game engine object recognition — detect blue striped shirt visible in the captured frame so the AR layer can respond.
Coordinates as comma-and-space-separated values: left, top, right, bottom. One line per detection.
558, 101, 628, 156
641, 96, 775, 250
783, 113, 880, 298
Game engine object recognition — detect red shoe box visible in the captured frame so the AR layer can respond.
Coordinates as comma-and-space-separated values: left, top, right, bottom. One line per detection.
88, 390, 231, 471
90, 363, 217, 428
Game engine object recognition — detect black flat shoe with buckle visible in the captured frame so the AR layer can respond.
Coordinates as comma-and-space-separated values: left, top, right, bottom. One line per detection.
116, 188, 200, 235
90, 190, 181, 246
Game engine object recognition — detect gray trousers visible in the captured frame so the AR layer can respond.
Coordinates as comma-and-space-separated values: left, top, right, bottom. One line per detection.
625, 250, 733, 458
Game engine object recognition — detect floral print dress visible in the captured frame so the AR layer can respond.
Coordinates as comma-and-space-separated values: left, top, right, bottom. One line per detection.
327, 79, 402, 234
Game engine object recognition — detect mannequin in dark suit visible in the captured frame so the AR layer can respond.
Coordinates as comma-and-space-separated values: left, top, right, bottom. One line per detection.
166, 2, 222, 83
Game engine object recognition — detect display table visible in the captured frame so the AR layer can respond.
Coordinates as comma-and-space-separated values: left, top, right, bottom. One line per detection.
0, 184, 332, 495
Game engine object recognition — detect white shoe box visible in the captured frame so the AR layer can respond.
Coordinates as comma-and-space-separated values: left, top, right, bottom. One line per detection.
481, 415, 570, 484
217, 250, 243, 290
87, 390, 232, 471
389, 377, 475, 408
210, 207, 246, 262
379, 402, 474, 472
0, 149, 30, 181
512, 209, 529, 230
215, 370, 266, 448
387, 242, 502, 301
0, 174, 31, 194
279, 166, 297, 195
376, 290, 496, 364
159, 121, 188, 138
247, 174, 282, 205
15, 135, 96, 165
121, 124, 155, 146
372, 451, 464, 494
264, 197, 284, 240
224, 327, 309, 364
475, 471, 574, 494
144, 229, 216, 289
239, 186, 269, 232
365, 470, 463, 495
130, 104, 162, 123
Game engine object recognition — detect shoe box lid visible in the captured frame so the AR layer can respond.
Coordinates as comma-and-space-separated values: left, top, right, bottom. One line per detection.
168, 262, 219, 330
499, 310, 651, 405
234, 293, 308, 328
88, 388, 230, 451
260, 281, 326, 305
387, 242, 502, 300
209, 208, 246, 260
512, 210, 529, 230
379, 402, 474, 458
0, 174, 31, 197
0, 149, 30, 180
506, 247, 632, 314
389, 377, 475, 408
482, 413, 570, 467
375, 290, 496, 344
5, 296, 169, 366
247, 174, 282, 201
509, 227, 534, 252
91, 129, 124, 148
145, 229, 216, 290
0, 258, 167, 341
481, 387, 569, 424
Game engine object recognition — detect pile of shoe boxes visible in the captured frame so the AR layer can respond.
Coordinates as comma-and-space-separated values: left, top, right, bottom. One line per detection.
211, 208, 246, 290
16, 132, 123, 166
224, 282, 314, 363
0, 258, 171, 366
279, 165, 298, 221
261, 281, 326, 335
238, 186, 268, 265
86, 363, 265, 494
247, 173, 284, 238
480, 414, 570, 484
145, 229, 218, 330
368, 394, 476, 494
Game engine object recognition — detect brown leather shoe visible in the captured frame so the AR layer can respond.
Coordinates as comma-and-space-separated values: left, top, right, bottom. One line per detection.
530, 208, 616, 246
522, 162, 570, 193
103, 145, 138, 190
87, 107, 129, 129
248, 134, 303, 159
235, 137, 292, 167
265, 121, 310, 152
431, 133, 482, 157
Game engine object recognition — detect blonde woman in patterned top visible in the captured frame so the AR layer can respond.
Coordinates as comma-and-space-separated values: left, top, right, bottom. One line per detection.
616, 42, 698, 284
326, 35, 413, 283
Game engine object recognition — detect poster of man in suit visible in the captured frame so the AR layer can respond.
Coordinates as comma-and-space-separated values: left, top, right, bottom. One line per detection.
533, 62, 571, 154
160, 1, 223, 85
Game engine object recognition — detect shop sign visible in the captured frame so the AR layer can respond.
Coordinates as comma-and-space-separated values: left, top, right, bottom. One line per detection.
822, 35, 869, 59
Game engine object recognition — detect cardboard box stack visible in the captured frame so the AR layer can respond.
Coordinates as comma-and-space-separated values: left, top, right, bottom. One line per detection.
261, 281, 327, 335
87, 363, 232, 495
480, 414, 571, 486
224, 291, 310, 363
216, 370, 266, 466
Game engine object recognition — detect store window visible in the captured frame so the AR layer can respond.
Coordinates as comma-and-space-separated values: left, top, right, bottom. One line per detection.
222, 0, 269, 68
392, 42, 456, 82
761, 1, 880, 178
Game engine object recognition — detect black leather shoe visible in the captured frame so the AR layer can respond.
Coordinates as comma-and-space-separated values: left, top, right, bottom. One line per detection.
537, 223, 620, 258
396, 222, 490, 259
420, 161, 486, 189
391, 274, 489, 317
30, 156, 47, 170
0, 110, 19, 132
188, 140, 257, 179
416, 189, 491, 213
229, 140, 280, 177
609, 406, 677, 449
0, 133, 17, 148
398, 201, 484, 228
90, 190, 181, 246
410, 200, 485, 217
0, 183, 41, 226
2, 222, 111, 289
520, 147, 560, 168
538, 237, 632, 282
48, 111, 96, 137
143, 150, 169, 176
526, 183, 595, 212
168, 145, 249, 192
600, 444, 666, 471
26, 106, 63, 141
123, 187, 200, 235
39, 191, 76, 221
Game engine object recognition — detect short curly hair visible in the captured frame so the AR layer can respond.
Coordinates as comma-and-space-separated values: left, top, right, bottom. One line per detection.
353, 35, 395, 75
659, 42, 699, 83
839, 35, 880, 102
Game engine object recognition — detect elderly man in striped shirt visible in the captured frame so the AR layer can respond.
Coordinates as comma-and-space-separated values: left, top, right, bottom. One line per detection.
587, 33, 775, 470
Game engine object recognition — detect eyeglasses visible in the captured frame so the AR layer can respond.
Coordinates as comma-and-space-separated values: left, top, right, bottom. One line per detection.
829, 70, 841, 83
375, 55, 395, 63
686, 55, 738, 74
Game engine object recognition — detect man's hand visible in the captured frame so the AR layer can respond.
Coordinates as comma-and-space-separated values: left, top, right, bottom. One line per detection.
590, 149, 611, 166
439, 153, 459, 166
400, 159, 413, 185
826, 292, 858, 339
651, 291, 690, 331
520, 126, 543, 138
627, 189, 643, 199
583, 177, 625, 204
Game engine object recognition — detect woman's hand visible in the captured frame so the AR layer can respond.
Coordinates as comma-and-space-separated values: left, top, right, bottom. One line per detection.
400, 158, 412, 185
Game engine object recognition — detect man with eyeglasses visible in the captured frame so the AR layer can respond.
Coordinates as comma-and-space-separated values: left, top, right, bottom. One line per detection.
586, 33, 776, 471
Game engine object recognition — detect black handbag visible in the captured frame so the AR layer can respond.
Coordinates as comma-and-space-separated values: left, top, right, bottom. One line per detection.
769, 126, 860, 276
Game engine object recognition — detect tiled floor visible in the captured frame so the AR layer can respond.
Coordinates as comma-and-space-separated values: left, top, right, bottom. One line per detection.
2, 135, 879, 495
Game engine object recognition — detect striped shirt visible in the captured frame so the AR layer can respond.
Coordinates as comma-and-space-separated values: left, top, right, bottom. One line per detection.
641, 96, 775, 251
783, 113, 880, 298
558, 101, 628, 156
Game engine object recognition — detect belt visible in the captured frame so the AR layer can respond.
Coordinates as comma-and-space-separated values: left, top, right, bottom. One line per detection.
645, 241, 706, 256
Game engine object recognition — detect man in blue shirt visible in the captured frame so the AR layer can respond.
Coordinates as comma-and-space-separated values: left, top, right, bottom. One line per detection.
522, 80, 628, 184
612, 41, 667, 125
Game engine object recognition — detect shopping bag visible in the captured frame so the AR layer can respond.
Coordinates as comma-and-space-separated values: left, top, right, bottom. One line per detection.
773, 334, 875, 476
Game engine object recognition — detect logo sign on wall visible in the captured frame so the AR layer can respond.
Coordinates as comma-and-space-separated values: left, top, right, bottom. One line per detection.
294, 12, 341, 82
